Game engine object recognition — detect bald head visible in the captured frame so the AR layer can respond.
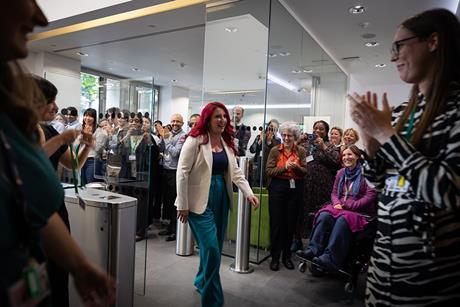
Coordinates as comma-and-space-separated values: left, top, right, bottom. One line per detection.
170, 113, 184, 132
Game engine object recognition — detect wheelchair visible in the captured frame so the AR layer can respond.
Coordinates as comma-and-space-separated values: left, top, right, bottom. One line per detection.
296, 214, 377, 299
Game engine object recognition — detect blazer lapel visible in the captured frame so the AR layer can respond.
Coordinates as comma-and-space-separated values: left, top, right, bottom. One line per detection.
202, 137, 212, 170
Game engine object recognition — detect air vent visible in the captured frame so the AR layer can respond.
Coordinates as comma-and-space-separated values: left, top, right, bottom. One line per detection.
361, 33, 376, 39
341, 56, 360, 61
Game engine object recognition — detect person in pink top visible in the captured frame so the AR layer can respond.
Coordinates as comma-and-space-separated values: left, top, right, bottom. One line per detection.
296, 145, 376, 271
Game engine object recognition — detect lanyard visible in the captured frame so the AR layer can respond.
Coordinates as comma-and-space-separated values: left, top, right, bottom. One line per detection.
69, 143, 81, 192
404, 106, 417, 141
0, 129, 33, 253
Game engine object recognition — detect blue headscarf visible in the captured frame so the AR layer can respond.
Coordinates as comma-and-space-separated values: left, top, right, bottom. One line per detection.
337, 162, 362, 199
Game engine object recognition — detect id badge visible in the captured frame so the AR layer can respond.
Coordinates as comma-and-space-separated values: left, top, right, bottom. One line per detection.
129, 154, 136, 161
306, 155, 314, 163
8, 261, 50, 306
385, 175, 410, 193
289, 178, 296, 189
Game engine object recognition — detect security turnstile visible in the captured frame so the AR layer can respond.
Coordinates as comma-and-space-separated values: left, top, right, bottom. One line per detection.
64, 187, 137, 307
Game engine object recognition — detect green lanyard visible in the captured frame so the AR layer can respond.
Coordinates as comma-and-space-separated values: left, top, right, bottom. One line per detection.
69, 143, 81, 193
404, 105, 417, 141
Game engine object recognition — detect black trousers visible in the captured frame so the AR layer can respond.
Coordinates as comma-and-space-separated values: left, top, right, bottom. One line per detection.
268, 178, 303, 260
161, 169, 177, 233
47, 204, 70, 307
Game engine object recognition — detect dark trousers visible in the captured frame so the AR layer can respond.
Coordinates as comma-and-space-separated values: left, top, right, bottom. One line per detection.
150, 166, 163, 221
268, 178, 303, 260
308, 211, 352, 270
47, 204, 70, 307
162, 169, 177, 233
81, 157, 95, 185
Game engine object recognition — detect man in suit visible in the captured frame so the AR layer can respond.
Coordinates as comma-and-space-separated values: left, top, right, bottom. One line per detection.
158, 113, 186, 241
233, 106, 251, 156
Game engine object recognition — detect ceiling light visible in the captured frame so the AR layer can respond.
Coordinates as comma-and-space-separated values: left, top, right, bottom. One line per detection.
365, 42, 379, 47
132, 67, 140, 71
172, 79, 178, 82
303, 69, 313, 73
349, 5, 365, 14
206, 0, 241, 9
279, 52, 290, 57
375, 64, 386, 68
267, 73, 297, 92
268, 53, 277, 58
291, 69, 301, 74
358, 21, 370, 28
76, 52, 88, 56
225, 27, 238, 33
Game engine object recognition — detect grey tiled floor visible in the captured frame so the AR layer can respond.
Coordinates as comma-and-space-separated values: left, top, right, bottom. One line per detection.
133, 226, 365, 307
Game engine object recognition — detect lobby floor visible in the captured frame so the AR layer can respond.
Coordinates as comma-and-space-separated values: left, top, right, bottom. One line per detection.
132, 225, 365, 307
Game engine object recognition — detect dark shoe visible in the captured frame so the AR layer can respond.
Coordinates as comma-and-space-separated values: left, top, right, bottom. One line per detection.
296, 249, 314, 261
290, 239, 303, 252
283, 258, 295, 270
165, 234, 176, 242
159, 230, 172, 236
270, 258, 280, 271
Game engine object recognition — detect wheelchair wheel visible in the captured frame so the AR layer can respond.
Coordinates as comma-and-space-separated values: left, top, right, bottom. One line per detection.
344, 282, 354, 294
298, 262, 306, 273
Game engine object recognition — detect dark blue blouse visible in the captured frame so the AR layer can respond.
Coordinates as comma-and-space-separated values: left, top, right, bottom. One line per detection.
212, 150, 228, 175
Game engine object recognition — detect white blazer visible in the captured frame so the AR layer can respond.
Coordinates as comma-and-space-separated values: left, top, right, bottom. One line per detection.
175, 134, 254, 214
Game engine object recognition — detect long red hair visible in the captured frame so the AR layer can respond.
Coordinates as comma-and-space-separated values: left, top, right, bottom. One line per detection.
189, 102, 236, 154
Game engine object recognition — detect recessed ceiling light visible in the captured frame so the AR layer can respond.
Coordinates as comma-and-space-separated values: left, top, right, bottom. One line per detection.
358, 21, 370, 28
132, 67, 140, 71
303, 69, 313, 73
375, 64, 386, 68
268, 53, 277, 58
279, 52, 290, 57
365, 42, 379, 47
349, 5, 365, 14
172, 79, 178, 82
76, 52, 88, 56
225, 27, 238, 33
291, 69, 301, 74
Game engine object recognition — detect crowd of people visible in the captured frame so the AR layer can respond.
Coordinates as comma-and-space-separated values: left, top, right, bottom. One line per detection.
1, 1, 459, 307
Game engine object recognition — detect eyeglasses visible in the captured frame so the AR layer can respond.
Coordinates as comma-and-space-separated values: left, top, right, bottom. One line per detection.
281, 134, 294, 138
390, 36, 419, 55
171, 120, 183, 124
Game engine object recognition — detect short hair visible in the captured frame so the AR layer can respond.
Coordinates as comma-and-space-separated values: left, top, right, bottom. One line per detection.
330, 126, 343, 137
279, 121, 301, 140
189, 113, 200, 119
67, 106, 78, 116
153, 120, 162, 126
343, 128, 360, 142
32, 75, 57, 103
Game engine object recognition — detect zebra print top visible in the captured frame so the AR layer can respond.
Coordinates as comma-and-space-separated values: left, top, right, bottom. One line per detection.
363, 84, 460, 306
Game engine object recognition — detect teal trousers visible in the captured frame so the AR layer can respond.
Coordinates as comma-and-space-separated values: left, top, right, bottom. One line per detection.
188, 175, 229, 307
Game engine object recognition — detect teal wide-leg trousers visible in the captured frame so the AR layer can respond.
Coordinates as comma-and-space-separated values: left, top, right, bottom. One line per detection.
188, 175, 229, 307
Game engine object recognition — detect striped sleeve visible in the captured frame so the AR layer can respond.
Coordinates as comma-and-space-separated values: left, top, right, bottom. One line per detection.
378, 121, 460, 210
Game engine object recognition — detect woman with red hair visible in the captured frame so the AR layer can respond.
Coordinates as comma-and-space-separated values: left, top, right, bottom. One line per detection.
175, 102, 259, 307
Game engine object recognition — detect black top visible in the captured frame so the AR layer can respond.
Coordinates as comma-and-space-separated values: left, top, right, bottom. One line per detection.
41, 124, 68, 170
212, 150, 228, 175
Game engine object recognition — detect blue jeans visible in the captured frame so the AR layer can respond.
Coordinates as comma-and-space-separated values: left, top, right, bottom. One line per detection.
81, 158, 95, 185
187, 175, 229, 307
308, 212, 352, 270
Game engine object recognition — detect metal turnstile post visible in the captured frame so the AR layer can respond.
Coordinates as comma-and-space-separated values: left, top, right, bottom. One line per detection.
176, 220, 194, 256
230, 157, 254, 273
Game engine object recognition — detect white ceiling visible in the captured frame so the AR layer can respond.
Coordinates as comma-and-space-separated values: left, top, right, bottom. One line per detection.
281, 0, 460, 86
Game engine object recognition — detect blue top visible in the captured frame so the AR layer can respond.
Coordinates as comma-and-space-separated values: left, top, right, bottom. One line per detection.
212, 150, 228, 175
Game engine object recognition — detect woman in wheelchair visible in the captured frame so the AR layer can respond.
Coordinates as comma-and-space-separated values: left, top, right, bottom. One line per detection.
297, 145, 376, 272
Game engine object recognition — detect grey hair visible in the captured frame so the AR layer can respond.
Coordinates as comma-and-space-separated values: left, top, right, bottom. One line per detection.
279, 121, 301, 140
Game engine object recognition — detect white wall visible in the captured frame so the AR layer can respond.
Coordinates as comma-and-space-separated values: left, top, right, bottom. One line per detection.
159, 85, 190, 123
315, 72, 347, 129
22, 52, 82, 111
